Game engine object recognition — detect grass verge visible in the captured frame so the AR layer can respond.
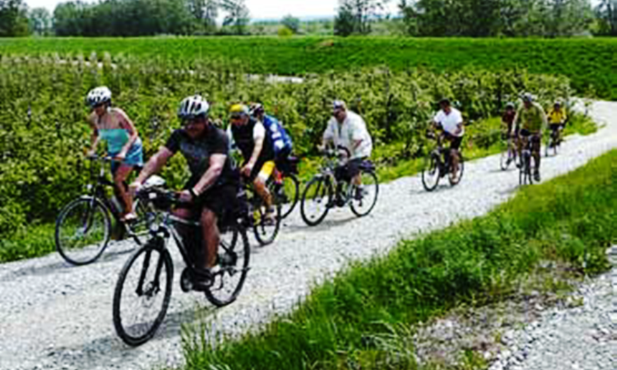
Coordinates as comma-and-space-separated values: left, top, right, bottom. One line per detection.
0, 112, 599, 263
180, 148, 616, 370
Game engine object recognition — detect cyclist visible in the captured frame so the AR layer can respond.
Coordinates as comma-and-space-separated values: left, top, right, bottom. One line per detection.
228, 104, 277, 223
249, 103, 294, 183
129, 95, 238, 281
502, 102, 518, 165
547, 100, 567, 145
86, 86, 143, 221
431, 98, 465, 182
322, 100, 373, 200
513, 93, 547, 182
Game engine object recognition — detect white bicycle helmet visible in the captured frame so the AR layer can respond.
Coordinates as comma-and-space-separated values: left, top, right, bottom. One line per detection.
86, 86, 112, 107
178, 95, 210, 119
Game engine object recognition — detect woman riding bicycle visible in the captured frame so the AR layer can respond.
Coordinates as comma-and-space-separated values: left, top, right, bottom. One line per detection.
86, 86, 144, 221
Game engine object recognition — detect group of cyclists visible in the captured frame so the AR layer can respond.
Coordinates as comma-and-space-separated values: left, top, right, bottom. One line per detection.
501, 93, 568, 181
85, 87, 372, 284
85, 85, 567, 284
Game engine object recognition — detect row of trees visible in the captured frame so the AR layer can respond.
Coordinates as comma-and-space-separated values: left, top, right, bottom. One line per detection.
335, 0, 617, 37
2, 0, 617, 37
0, 0, 250, 36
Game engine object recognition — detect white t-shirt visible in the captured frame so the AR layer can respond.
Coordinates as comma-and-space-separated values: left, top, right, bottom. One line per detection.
434, 108, 464, 137
323, 111, 373, 159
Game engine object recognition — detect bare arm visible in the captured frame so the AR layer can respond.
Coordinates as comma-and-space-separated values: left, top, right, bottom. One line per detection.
192, 154, 226, 195
134, 147, 174, 185
247, 136, 264, 168
88, 116, 100, 155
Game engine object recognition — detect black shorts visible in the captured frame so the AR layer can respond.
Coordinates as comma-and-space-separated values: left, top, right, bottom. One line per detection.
549, 123, 564, 131
519, 129, 541, 140
444, 133, 463, 150
335, 158, 365, 182
181, 181, 239, 219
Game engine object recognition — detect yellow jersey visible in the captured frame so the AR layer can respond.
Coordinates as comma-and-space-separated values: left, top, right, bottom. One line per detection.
547, 109, 567, 125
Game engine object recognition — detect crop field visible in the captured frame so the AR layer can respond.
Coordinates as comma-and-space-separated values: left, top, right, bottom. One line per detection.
1, 37, 616, 99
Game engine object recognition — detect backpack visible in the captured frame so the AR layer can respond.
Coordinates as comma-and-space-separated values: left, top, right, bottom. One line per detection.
262, 115, 293, 156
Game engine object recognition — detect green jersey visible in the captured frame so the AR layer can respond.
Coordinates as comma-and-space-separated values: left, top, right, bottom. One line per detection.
515, 102, 547, 133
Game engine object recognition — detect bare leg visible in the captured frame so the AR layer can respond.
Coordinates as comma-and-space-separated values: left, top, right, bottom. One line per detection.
201, 209, 219, 269
450, 148, 460, 177
253, 178, 273, 210
532, 135, 542, 173
114, 164, 135, 219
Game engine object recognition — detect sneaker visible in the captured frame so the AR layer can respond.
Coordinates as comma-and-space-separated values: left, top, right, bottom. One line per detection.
354, 187, 364, 201
263, 208, 277, 225
534, 171, 541, 182
192, 266, 220, 291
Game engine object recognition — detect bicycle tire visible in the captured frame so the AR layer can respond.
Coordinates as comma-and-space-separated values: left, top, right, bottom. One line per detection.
113, 237, 173, 347
300, 176, 332, 227
205, 223, 251, 307
278, 174, 300, 219
55, 197, 111, 266
449, 153, 465, 186
500, 149, 513, 171
350, 170, 379, 218
253, 201, 281, 246
421, 153, 441, 192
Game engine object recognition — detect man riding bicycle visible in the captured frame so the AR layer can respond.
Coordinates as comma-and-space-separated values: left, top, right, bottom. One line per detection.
129, 95, 238, 284
249, 103, 294, 183
513, 93, 547, 182
228, 104, 277, 223
547, 100, 567, 145
431, 98, 465, 182
321, 100, 373, 201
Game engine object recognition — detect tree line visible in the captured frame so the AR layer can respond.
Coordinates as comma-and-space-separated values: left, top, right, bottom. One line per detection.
1, 0, 617, 37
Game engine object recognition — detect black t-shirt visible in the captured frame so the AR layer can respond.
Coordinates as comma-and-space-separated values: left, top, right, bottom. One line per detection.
165, 126, 236, 187
230, 117, 275, 165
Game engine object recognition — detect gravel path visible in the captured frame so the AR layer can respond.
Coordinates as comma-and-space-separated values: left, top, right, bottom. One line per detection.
489, 246, 617, 370
1, 101, 616, 370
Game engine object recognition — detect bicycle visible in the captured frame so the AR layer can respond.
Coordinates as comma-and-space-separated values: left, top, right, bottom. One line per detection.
54, 156, 164, 266
272, 156, 301, 220
243, 177, 282, 246
421, 132, 465, 192
545, 124, 564, 157
500, 133, 520, 171
112, 187, 250, 347
519, 135, 536, 186
300, 146, 379, 227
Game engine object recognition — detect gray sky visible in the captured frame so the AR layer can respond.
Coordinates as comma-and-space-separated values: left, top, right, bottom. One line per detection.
26, 0, 402, 19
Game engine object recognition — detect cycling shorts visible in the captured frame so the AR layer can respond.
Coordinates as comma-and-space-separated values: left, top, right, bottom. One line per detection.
250, 160, 276, 183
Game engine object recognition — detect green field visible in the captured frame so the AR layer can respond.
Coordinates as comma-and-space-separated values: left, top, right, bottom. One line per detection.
1, 37, 617, 99
181, 149, 617, 370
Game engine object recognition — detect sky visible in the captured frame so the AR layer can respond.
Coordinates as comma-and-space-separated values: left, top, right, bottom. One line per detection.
25, 0, 402, 20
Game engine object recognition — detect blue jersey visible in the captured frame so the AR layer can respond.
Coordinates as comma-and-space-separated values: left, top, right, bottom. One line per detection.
262, 115, 293, 156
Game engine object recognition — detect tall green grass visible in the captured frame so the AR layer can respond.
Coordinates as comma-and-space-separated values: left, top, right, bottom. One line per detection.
180, 149, 617, 370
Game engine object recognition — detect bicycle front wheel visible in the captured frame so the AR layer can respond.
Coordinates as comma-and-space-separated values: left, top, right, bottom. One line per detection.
300, 176, 332, 227
449, 153, 465, 186
277, 174, 300, 219
253, 202, 281, 246
421, 154, 441, 192
113, 236, 173, 346
205, 222, 250, 307
55, 197, 111, 266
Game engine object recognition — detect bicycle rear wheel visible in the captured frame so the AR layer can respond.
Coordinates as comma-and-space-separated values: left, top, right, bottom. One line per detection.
350, 171, 379, 217
113, 236, 173, 346
55, 197, 111, 266
519, 153, 534, 186
421, 154, 441, 192
205, 223, 250, 307
300, 176, 332, 227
